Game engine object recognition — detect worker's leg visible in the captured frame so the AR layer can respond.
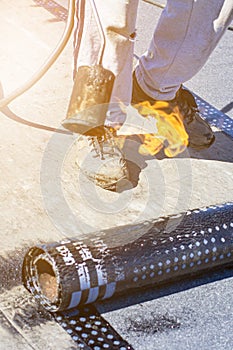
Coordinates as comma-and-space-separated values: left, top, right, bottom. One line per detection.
73, 0, 139, 126
67, 1, 139, 191
135, 0, 233, 101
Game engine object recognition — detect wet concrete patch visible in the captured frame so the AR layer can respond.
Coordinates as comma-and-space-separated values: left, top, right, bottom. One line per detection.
0, 248, 31, 292
0, 287, 53, 329
127, 312, 180, 334
12, 300, 53, 330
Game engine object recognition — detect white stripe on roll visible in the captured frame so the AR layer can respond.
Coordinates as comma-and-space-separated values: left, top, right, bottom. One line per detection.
68, 291, 82, 308
103, 282, 116, 299
86, 286, 100, 304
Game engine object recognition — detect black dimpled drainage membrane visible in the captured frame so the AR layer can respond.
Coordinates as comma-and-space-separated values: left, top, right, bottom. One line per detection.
55, 306, 133, 350
193, 93, 233, 139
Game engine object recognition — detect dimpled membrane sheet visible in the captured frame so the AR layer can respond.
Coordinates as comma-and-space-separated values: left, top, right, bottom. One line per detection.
55, 306, 133, 350
194, 93, 233, 138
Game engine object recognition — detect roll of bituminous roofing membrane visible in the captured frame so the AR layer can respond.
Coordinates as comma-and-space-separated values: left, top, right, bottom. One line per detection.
22, 202, 233, 312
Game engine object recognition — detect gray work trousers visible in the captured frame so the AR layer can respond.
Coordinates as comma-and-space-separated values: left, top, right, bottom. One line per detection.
73, 0, 233, 125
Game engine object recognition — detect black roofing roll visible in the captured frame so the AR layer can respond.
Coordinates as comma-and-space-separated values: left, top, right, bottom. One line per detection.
22, 202, 233, 312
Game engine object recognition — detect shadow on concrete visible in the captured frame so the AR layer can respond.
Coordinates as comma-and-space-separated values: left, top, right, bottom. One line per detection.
122, 131, 233, 191
97, 263, 233, 314
221, 101, 233, 114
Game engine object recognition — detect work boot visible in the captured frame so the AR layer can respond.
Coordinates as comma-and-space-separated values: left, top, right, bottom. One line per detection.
132, 72, 215, 150
75, 127, 129, 191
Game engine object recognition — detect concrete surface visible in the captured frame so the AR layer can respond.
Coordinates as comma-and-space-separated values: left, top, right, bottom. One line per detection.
0, 0, 233, 349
